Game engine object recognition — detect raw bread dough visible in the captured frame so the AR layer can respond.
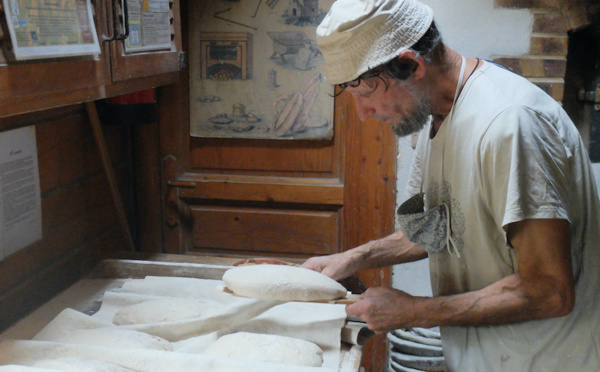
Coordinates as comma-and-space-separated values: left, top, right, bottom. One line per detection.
58, 328, 172, 351
0, 366, 63, 372
33, 357, 134, 372
203, 332, 323, 367
222, 264, 347, 301
113, 297, 217, 325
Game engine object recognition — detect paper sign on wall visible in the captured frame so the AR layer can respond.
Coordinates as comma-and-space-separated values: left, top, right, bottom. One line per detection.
188, 0, 335, 140
124, 0, 172, 53
0, 126, 42, 262
1, 0, 100, 60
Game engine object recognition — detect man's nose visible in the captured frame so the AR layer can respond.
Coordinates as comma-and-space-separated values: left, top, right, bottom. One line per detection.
353, 96, 375, 122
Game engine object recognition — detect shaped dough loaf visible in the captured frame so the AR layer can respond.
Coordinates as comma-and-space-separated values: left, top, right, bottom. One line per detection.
58, 328, 172, 351
222, 264, 347, 301
33, 357, 134, 372
113, 298, 217, 325
204, 332, 323, 367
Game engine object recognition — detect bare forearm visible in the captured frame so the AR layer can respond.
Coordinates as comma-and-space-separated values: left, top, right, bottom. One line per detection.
347, 219, 575, 331
350, 271, 574, 332
302, 230, 428, 280
411, 273, 573, 328
346, 230, 427, 272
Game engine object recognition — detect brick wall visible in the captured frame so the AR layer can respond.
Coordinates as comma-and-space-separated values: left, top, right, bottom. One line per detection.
493, 0, 596, 102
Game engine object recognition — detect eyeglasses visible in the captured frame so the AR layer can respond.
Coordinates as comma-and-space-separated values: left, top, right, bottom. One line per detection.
337, 50, 424, 90
337, 67, 385, 89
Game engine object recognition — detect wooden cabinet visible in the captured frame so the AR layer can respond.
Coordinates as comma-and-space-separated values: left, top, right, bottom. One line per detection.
0, 0, 182, 117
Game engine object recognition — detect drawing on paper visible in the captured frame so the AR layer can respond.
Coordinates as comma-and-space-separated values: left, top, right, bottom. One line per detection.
188, 0, 334, 140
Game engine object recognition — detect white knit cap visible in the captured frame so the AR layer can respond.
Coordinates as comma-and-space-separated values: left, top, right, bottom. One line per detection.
316, 0, 434, 84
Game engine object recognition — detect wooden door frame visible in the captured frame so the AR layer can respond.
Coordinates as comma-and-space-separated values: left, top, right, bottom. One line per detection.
338, 90, 397, 372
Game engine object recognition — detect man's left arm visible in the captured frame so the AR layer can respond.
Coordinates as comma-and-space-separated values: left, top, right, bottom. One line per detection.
346, 218, 575, 331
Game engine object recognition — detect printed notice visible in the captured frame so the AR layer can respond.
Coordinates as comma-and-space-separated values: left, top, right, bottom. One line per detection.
0, 126, 42, 262
2, 0, 101, 60
124, 0, 171, 52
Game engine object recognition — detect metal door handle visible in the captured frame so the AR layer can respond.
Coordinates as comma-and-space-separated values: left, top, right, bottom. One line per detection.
103, 0, 129, 42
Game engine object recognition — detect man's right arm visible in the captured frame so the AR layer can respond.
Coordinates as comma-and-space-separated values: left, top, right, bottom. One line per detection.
301, 230, 428, 280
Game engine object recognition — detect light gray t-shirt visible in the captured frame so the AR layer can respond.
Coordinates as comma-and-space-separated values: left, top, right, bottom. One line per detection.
407, 61, 600, 371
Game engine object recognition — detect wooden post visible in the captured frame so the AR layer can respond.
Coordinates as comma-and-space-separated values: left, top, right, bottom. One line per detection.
85, 101, 136, 252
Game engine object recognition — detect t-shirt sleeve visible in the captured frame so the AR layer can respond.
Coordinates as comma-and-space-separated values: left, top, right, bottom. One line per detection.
479, 106, 571, 230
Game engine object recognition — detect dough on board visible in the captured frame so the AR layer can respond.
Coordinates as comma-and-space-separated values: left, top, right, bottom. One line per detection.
58, 328, 172, 351
113, 297, 217, 325
222, 264, 347, 301
32, 357, 134, 372
203, 332, 323, 367
0, 366, 72, 372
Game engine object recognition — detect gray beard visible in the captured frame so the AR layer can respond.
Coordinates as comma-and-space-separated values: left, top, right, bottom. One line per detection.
390, 97, 431, 137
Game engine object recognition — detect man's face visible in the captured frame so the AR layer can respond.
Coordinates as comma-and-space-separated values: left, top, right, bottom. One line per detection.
345, 76, 431, 137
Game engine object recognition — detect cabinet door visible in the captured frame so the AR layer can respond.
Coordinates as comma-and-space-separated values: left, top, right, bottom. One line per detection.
0, 1, 111, 116
107, 0, 182, 82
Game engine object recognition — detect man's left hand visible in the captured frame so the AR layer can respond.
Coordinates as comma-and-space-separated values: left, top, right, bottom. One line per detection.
345, 286, 420, 332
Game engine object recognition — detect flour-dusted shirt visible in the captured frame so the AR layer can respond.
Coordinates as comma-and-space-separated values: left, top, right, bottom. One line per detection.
406, 61, 600, 371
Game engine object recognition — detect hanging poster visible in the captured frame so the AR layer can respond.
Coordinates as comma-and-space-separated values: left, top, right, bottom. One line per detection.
124, 0, 172, 53
2, 0, 100, 60
188, 0, 335, 140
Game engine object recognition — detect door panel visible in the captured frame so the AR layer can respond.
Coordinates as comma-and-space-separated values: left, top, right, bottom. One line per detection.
169, 120, 345, 258
190, 206, 339, 256
179, 176, 344, 204
190, 138, 339, 175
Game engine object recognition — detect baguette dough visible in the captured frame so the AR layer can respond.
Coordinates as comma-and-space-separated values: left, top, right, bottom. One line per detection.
203, 332, 323, 367
113, 298, 217, 325
58, 328, 172, 351
33, 358, 134, 372
222, 264, 347, 301
0, 366, 67, 372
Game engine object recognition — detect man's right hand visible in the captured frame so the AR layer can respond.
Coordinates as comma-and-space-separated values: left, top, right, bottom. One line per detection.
303, 230, 424, 281
301, 252, 358, 281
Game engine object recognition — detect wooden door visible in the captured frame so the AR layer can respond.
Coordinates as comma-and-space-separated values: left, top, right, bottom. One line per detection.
156, 1, 397, 368
157, 75, 397, 371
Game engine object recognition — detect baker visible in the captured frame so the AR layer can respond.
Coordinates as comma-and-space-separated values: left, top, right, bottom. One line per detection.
301, 0, 600, 370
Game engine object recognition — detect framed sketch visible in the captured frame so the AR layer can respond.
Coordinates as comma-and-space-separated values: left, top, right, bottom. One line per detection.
188, 0, 334, 140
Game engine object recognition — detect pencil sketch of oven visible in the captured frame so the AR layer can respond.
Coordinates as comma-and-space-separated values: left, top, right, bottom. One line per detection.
199, 32, 254, 81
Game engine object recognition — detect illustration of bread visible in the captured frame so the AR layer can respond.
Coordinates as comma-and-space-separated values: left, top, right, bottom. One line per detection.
273, 91, 303, 136
291, 73, 323, 132
272, 72, 328, 137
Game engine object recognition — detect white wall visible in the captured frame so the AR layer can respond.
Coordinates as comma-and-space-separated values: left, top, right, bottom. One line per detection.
391, 0, 532, 293
420, 0, 532, 59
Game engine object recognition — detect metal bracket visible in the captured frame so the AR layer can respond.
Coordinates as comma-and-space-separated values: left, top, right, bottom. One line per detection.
577, 84, 600, 110
178, 52, 187, 69
103, 0, 129, 42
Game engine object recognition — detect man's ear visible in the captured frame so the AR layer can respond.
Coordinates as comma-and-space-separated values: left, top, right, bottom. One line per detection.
397, 50, 426, 80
